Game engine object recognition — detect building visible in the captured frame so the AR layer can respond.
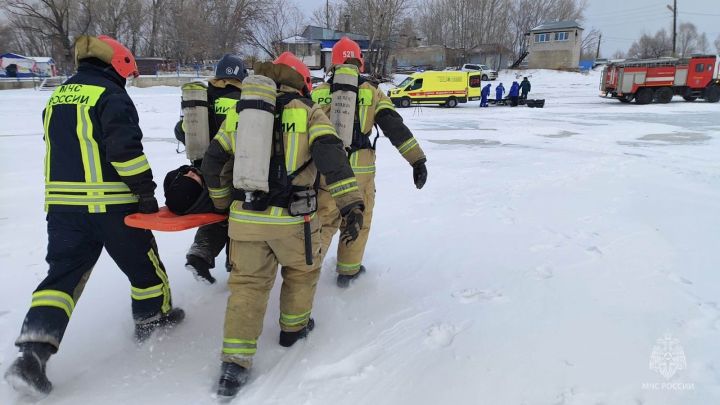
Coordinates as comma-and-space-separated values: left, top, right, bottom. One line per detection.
0, 53, 57, 77
391, 45, 461, 71
274, 25, 370, 70
466, 44, 514, 70
526, 20, 583, 70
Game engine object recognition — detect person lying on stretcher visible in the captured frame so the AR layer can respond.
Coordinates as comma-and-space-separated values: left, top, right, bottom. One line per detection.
163, 165, 217, 215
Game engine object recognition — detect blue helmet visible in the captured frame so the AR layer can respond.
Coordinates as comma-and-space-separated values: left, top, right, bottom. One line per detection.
215, 54, 247, 81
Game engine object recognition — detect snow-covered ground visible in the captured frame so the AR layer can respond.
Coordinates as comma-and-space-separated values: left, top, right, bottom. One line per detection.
1, 69, 719, 404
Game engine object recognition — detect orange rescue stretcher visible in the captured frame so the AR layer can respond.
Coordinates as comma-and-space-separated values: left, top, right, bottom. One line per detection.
125, 207, 226, 232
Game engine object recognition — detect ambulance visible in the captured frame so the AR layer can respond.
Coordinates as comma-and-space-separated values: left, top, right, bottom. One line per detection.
388, 71, 483, 108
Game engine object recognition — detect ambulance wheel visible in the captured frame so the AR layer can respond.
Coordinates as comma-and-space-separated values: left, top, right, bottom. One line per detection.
704, 85, 720, 103
482, 74, 489, 81
635, 88, 654, 105
654, 87, 673, 104
399, 97, 411, 108
445, 97, 458, 108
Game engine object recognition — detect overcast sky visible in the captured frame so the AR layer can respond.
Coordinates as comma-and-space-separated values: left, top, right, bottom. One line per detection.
301, 0, 720, 56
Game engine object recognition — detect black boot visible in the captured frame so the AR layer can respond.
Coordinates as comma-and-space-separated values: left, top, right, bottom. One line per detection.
336, 265, 366, 288
4, 342, 54, 398
134, 307, 186, 343
216, 362, 249, 398
279, 318, 315, 347
186, 254, 216, 284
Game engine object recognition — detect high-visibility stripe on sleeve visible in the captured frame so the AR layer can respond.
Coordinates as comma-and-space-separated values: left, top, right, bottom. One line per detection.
397, 138, 419, 156
131, 284, 165, 300
376, 99, 396, 113
222, 338, 257, 355
308, 124, 337, 145
30, 290, 75, 318
280, 310, 311, 327
209, 186, 231, 199
111, 154, 151, 177
215, 129, 234, 153
327, 178, 359, 198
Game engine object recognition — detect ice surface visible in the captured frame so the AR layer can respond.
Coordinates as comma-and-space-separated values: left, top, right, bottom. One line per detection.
1, 69, 719, 404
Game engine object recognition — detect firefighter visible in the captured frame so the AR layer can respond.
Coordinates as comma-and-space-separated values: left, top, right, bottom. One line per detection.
311, 37, 427, 288
480, 83, 491, 107
201, 52, 364, 399
520, 76, 532, 100
3, 35, 184, 397
495, 82, 505, 103
174, 54, 247, 284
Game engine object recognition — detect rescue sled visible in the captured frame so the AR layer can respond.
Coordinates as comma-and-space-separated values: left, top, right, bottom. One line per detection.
125, 207, 226, 232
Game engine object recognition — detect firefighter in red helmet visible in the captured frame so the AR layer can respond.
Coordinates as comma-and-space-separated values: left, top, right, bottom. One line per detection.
312, 37, 427, 287
4, 35, 184, 397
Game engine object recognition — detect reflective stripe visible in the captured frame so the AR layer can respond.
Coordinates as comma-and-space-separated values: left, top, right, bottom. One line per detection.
229, 203, 315, 225
337, 261, 362, 273
358, 88, 373, 133
30, 290, 75, 318
208, 186, 231, 199
46, 181, 131, 193
222, 338, 257, 355
182, 82, 207, 91
43, 106, 53, 181
308, 123, 336, 145
398, 138, 419, 156
215, 129, 234, 153
328, 178, 359, 198
358, 88, 373, 106
376, 99, 396, 113
286, 130, 300, 172
280, 310, 311, 327
131, 284, 164, 300
311, 87, 331, 104
242, 82, 276, 105
282, 108, 308, 133
111, 155, 151, 177
335, 66, 359, 77
76, 104, 105, 213
215, 97, 238, 116
223, 110, 239, 133
45, 194, 138, 205
147, 248, 171, 313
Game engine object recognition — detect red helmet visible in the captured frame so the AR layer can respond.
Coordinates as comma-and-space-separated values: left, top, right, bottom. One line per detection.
273, 51, 312, 89
97, 35, 139, 78
332, 37, 364, 72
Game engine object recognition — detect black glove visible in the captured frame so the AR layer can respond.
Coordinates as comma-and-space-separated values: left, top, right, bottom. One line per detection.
413, 160, 427, 189
341, 206, 364, 245
138, 194, 159, 214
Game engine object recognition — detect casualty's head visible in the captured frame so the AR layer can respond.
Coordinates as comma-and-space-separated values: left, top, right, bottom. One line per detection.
214, 54, 248, 82
164, 165, 204, 215
331, 37, 364, 72
74, 35, 139, 79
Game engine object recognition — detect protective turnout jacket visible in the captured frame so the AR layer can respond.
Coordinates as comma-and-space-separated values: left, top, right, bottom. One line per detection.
202, 85, 363, 241
43, 60, 154, 213
311, 77, 426, 169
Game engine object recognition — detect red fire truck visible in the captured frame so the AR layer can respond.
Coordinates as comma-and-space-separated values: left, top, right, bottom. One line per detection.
600, 55, 720, 104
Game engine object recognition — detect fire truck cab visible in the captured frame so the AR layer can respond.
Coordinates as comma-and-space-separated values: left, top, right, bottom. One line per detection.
600, 55, 720, 104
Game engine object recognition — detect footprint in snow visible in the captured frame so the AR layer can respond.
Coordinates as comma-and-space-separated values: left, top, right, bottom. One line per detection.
452, 288, 503, 304
424, 323, 461, 348
533, 265, 554, 280
666, 273, 693, 285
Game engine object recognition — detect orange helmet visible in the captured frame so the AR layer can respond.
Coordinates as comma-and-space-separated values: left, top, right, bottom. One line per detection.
97, 35, 139, 78
273, 51, 312, 90
332, 37, 364, 72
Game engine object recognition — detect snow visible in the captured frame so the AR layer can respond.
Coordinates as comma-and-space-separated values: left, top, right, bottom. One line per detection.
1, 69, 720, 404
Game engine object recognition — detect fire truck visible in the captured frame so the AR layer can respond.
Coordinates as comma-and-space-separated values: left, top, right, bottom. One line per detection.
600, 55, 720, 104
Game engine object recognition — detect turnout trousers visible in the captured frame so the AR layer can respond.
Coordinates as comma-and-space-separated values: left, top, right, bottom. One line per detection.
318, 149, 376, 276
222, 217, 321, 368
15, 212, 173, 350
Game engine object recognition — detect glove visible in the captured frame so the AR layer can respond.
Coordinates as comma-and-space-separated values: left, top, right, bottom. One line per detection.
412, 161, 427, 189
340, 206, 364, 246
138, 194, 159, 214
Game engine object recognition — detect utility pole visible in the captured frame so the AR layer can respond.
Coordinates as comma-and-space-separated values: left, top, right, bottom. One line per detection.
667, 0, 677, 56
326, 0, 330, 29
596, 33, 602, 59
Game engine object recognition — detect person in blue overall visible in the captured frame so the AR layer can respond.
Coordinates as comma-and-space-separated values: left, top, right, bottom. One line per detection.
480, 83, 491, 107
509, 81, 520, 107
495, 83, 505, 104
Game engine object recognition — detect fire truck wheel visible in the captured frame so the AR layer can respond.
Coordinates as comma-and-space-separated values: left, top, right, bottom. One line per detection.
635, 88, 654, 105
618, 96, 631, 103
682, 96, 697, 102
704, 85, 720, 103
654, 87, 673, 104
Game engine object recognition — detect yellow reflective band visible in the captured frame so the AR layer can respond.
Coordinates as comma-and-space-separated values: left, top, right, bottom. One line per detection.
286, 131, 300, 172
46, 181, 131, 193
280, 310, 311, 326
352, 165, 376, 175
75, 104, 105, 213
308, 124, 336, 145
111, 155, 151, 177
222, 338, 257, 355
181, 82, 207, 91
215, 130, 234, 153
45, 193, 138, 206
311, 87, 331, 104
335, 66, 360, 77
43, 106, 53, 181
281, 108, 308, 133
376, 99, 396, 113
398, 138, 419, 156
358, 88, 373, 106
31, 290, 75, 318
229, 203, 315, 225
209, 186, 231, 199
328, 178, 359, 198
242, 83, 277, 105
337, 262, 362, 272
47, 84, 105, 107
215, 97, 238, 116
147, 248, 171, 313
131, 284, 164, 300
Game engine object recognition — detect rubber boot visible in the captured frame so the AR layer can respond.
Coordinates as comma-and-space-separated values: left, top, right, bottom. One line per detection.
279, 318, 315, 347
186, 254, 216, 284
216, 362, 250, 399
134, 307, 186, 342
336, 265, 366, 288
4, 342, 54, 398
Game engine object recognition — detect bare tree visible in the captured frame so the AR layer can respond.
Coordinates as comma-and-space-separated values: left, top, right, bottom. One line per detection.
677, 22, 700, 57
310, 2, 345, 30
627, 29, 672, 59
715, 34, 720, 54
246, 0, 306, 59
580, 28, 600, 59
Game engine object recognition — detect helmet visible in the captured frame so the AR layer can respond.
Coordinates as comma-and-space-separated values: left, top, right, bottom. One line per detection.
96, 35, 139, 78
331, 37, 364, 72
273, 52, 312, 90
214, 54, 248, 81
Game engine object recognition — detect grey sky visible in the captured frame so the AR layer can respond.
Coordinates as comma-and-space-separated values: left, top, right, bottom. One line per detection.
301, 0, 720, 56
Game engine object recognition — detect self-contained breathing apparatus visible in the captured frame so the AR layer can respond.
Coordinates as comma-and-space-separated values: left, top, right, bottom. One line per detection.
180, 82, 211, 163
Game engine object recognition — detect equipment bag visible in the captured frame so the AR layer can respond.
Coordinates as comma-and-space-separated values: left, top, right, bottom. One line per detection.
181, 82, 210, 161
330, 64, 360, 147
